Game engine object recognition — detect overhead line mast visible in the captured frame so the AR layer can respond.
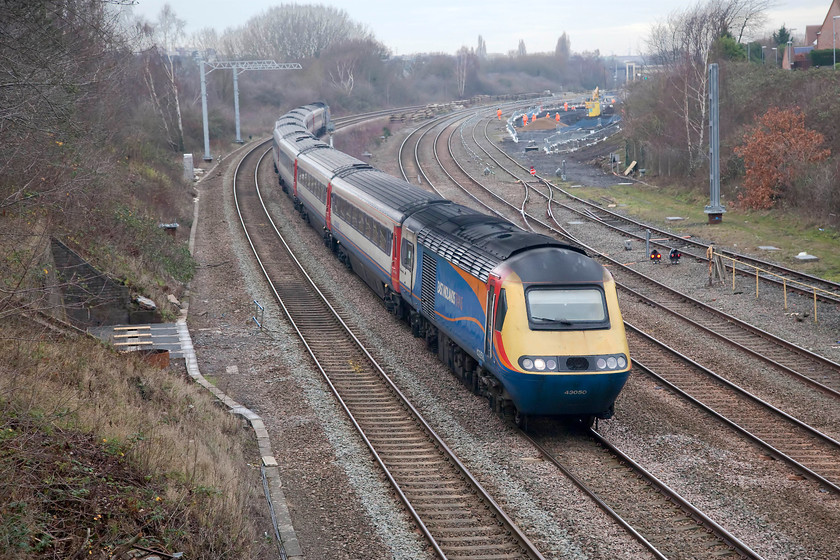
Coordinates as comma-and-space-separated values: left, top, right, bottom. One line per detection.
194, 55, 302, 160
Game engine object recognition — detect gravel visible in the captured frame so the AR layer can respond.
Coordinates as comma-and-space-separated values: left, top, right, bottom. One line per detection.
184, 111, 840, 560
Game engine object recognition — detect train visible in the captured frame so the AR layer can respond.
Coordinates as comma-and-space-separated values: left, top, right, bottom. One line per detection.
272, 102, 631, 425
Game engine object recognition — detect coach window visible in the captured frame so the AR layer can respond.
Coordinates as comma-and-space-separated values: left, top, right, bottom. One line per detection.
401, 239, 414, 268
494, 289, 507, 331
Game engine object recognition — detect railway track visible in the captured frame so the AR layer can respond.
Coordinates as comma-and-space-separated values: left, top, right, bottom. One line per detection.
332, 105, 428, 129
524, 425, 761, 560
396, 107, 773, 559
625, 324, 840, 492
546, 189, 840, 306
395, 106, 840, 550
234, 140, 544, 559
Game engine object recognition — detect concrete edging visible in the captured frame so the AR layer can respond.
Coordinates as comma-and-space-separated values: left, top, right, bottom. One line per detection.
179, 151, 303, 559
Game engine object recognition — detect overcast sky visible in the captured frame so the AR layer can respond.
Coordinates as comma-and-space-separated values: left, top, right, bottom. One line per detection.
127, 0, 833, 56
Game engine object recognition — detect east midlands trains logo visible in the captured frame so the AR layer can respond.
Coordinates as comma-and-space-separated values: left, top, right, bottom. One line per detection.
437, 281, 463, 310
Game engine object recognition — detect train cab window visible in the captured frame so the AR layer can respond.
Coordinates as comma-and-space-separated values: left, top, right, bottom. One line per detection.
400, 239, 414, 268
494, 289, 507, 331
526, 287, 608, 330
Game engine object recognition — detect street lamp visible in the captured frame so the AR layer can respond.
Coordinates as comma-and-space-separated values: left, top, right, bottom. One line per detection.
833, 15, 840, 67
772, 47, 777, 67
761, 45, 766, 64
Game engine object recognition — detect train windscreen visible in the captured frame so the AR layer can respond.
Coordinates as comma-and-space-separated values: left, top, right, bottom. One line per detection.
525, 288, 607, 329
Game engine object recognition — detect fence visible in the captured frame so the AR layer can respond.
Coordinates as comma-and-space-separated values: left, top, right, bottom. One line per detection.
710, 251, 832, 323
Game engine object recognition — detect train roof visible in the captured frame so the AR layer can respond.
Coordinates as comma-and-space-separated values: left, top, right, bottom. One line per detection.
408, 203, 582, 282
274, 122, 310, 139
340, 169, 444, 214
300, 144, 367, 174
277, 132, 328, 153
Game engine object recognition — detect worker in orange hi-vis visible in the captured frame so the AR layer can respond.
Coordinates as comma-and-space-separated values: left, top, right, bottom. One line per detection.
531, 113, 536, 123
555, 113, 560, 122
564, 102, 568, 111
497, 108, 502, 120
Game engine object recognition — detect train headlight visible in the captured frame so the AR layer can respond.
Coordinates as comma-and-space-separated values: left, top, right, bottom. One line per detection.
595, 355, 628, 371
519, 356, 559, 371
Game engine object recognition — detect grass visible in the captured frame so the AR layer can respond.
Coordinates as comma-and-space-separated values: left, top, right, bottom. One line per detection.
0, 320, 272, 558
566, 182, 840, 282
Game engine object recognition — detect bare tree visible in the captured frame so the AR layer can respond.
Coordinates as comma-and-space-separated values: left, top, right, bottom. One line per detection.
645, 0, 769, 174
152, 5, 186, 151
190, 27, 221, 57
477, 35, 487, 59
329, 60, 356, 95
0, 0, 130, 318
235, 5, 373, 60
555, 32, 571, 64
455, 46, 475, 97
323, 38, 389, 97
518, 39, 527, 57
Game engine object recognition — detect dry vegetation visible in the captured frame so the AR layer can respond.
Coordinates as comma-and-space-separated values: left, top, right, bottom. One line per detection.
0, 321, 271, 558
622, 0, 840, 225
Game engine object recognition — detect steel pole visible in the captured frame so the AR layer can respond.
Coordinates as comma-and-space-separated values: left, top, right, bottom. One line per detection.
233, 69, 242, 143
199, 58, 212, 161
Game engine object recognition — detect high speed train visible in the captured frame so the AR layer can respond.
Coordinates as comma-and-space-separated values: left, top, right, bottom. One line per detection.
272, 102, 631, 424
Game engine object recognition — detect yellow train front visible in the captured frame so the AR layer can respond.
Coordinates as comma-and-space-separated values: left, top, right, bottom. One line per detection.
403, 204, 631, 422
486, 245, 631, 419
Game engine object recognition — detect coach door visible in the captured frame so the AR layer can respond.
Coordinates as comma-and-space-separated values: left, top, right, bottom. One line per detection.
398, 228, 416, 294
483, 274, 500, 366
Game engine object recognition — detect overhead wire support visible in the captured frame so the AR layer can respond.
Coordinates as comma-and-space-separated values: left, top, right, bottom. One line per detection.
195, 54, 302, 159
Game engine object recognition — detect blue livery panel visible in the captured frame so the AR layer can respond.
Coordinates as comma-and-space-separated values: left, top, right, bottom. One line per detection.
424, 251, 486, 362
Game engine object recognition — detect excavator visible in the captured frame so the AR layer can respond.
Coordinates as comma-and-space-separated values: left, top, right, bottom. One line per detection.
585, 86, 601, 117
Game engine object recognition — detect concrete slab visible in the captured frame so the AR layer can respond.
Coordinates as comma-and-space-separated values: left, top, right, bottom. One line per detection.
795, 252, 819, 261
759, 246, 780, 251
88, 322, 186, 358
666, 216, 685, 222
567, 221, 585, 225
254, 426, 270, 440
